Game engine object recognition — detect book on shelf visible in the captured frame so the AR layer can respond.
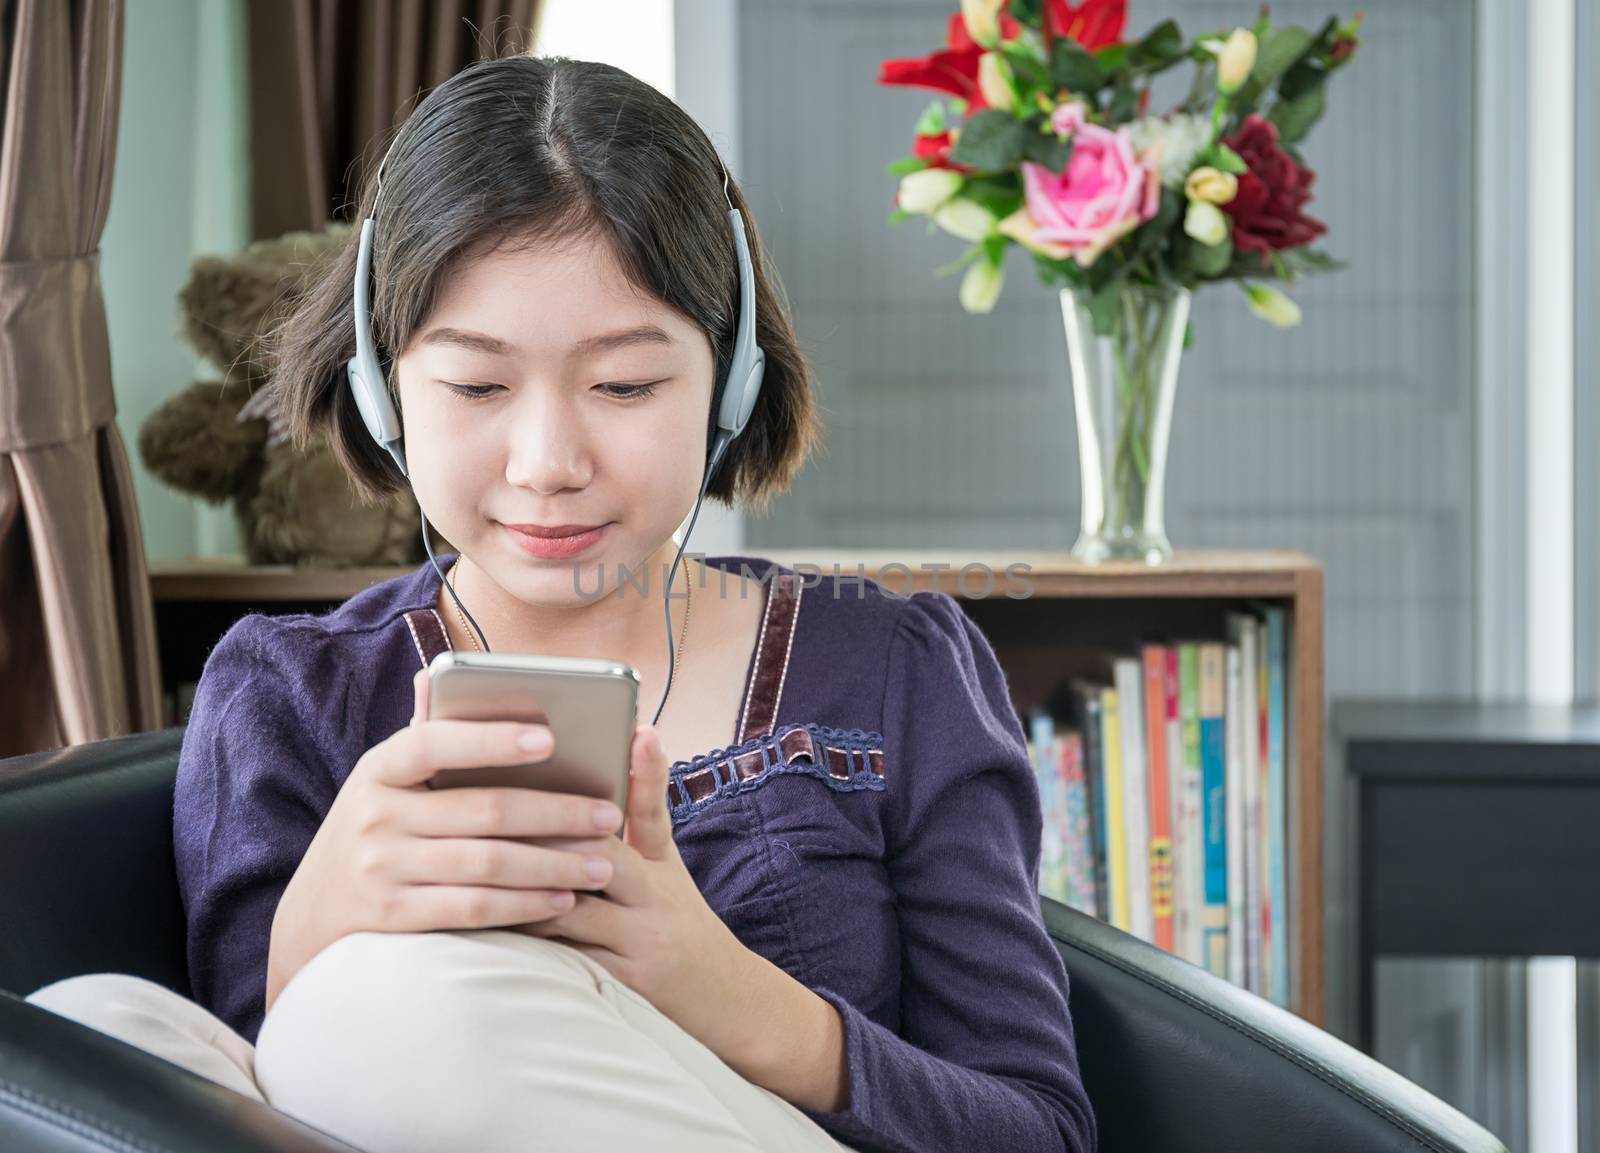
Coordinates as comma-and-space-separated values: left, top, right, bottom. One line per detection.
1199, 642, 1228, 980
1024, 619, 1292, 1008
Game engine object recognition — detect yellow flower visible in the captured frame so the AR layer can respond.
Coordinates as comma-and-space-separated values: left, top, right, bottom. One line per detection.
1215, 28, 1257, 94
1184, 165, 1238, 205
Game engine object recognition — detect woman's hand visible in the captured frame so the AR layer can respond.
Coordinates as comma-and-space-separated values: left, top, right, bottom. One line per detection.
513, 724, 762, 1058
265, 669, 622, 1014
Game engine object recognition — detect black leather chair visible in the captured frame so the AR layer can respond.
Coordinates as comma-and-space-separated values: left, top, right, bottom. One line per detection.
0, 728, 1510, 1153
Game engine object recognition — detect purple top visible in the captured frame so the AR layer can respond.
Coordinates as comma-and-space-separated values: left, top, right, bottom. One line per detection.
173, 553, 1096, 1153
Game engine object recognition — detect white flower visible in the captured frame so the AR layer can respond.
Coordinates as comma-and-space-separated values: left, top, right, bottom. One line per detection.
977, 52, 1016, 113
960, 258, 1004, 313
1244, 282, 1303, 328
1127, 113, 1212, 186
1184, 200, 1229, 246
960, 0, 1005, 46
897, 168, 963, 215
934, 198, 998, 242
1215, 28, 1258, 94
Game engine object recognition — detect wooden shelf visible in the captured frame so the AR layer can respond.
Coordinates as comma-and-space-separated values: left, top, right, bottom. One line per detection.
148, 547, 1325, 1025
148, 549, 1318, 602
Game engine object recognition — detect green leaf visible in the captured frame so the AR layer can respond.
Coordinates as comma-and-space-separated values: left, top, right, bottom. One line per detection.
950, 97, 969, 116
959, 173, 1025, 217
1276, 246, 1346, 278
885, 156, 931, 176
947, 109, 1031, 171
1130, 188, 1183, 262
1093, 43, 1129, 72
1088, 278, 1122, 335
1051, 39, 1107, 92
1010, 0, 1043, 28
1188, 234, 1234, 277
1022, 129, 1072, 172
932, 243, 986, 278
1129, 20, 1186, 69
887, 207, 915, 225
1183, 320, 1196, 349
999, 39, 1052, 92
1252, 26, 1314, 91
1277, 58, 1324, 102
1270, 84, 1325, 145
1107, 82, 1139, 122
913, 100, 946, 137
1209, 144, 1248, 174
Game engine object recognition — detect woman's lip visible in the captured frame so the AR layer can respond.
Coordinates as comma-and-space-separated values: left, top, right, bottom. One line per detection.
505, 523, 607, 538
502, 522, 609, 559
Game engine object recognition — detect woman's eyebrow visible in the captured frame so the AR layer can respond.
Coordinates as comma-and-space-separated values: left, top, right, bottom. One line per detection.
417, 325, 674, 358
418, 328, 516, 356
569, 325, 675, 356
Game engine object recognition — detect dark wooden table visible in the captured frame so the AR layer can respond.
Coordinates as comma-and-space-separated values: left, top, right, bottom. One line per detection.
1336, 700, 1600, 1054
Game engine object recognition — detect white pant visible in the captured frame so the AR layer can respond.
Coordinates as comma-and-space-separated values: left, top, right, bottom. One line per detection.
26, 928, 857, 1153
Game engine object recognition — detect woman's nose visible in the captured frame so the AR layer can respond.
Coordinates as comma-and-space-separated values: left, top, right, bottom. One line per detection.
503, 393, 594, 493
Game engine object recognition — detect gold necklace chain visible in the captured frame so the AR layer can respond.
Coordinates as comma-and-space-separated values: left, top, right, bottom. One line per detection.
444, 559, 694, 714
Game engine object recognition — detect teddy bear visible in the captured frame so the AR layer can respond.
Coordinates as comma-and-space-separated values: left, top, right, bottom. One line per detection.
138, 223, 450, 567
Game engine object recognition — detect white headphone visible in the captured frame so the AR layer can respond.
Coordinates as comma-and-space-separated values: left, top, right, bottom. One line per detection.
345, 97, 766, 729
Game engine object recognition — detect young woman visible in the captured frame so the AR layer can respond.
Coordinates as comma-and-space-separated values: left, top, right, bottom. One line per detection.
27, 53, 1096, 1153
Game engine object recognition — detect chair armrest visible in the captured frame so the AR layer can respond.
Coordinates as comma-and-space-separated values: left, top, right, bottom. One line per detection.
0, 728, 190, 997
1041, 897, 1510, 1153
0, 990, 364, 1153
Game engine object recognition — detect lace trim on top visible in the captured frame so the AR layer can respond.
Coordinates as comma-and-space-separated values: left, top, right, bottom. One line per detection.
667, 722, 886, 826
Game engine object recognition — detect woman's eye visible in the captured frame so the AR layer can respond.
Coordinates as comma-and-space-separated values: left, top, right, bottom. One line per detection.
442, 382, 500, 400
598, 381, 661, 401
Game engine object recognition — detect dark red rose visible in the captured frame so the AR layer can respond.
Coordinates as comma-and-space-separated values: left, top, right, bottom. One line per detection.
877, 11, 1022, 111
1222, 114, 1327, 264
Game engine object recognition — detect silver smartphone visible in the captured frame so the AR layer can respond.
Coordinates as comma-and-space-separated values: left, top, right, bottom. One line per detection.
424, 650, 640, 825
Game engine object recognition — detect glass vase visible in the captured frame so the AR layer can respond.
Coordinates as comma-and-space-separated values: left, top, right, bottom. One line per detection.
1061, 282, 1191, 565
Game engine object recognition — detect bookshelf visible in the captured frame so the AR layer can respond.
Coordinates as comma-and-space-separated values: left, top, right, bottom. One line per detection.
148, 548, 1324, 1025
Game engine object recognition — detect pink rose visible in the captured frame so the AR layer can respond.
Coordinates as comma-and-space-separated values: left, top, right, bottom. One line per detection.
1021, 123, 1160, 266
1050, 100, 1089, 137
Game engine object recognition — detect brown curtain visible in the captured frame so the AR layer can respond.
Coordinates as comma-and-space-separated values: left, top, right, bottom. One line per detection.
248, 0, 545, 240
0, 0, 161, 757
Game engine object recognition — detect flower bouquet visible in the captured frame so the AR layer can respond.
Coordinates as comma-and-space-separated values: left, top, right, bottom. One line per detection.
879, 0, 1360, 562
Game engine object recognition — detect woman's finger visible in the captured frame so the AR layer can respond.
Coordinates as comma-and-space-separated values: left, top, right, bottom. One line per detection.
393, 884, 576, 932
391, 836, 614, 893
368, 719, 552, 789
402, 782, 620, 842
411, 669, 428, 726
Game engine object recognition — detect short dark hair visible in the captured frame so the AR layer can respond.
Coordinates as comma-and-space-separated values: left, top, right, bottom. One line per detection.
264, 52, 821, 516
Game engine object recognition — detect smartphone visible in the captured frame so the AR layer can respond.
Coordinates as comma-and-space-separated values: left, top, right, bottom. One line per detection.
424, 650, 640, 826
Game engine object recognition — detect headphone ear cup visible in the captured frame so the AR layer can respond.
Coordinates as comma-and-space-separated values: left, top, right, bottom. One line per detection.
736, 349, 765, 435
347, 353, 399, 446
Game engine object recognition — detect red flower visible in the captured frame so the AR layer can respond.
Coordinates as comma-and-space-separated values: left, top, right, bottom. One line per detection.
1044, 0, 1126, 50
1221, 115, 1327, 264
877, 11, 1021, 110
878, 3, 1125, 108
913, 130, 974, 173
